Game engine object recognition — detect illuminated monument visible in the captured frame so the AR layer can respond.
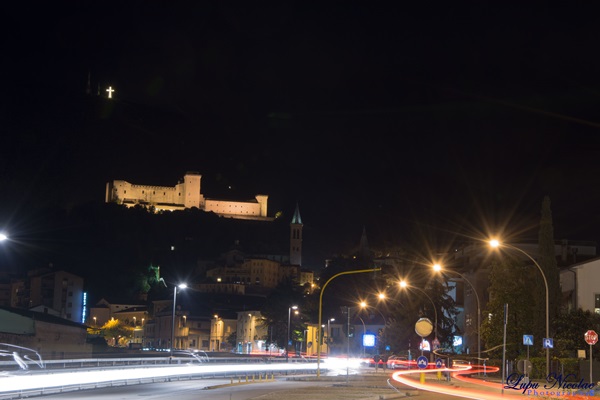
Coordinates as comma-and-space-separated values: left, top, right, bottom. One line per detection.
105, 172, 270, 220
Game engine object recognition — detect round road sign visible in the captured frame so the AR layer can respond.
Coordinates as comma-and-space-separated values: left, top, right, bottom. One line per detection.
585, 330, 598, 345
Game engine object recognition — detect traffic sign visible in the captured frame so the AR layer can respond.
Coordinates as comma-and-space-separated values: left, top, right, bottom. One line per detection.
432, 337, 440, 350
523, 335, 533, 346
417, 355, 428, 369
585, 330, 598, 345
435, 358, 443, 368
543, 338, 553, 349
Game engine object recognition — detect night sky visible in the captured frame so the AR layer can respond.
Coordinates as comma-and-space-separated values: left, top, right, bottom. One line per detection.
2, 2, 600, 268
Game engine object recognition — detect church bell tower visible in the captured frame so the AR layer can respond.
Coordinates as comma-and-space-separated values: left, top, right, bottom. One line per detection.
290, 203, 303, 266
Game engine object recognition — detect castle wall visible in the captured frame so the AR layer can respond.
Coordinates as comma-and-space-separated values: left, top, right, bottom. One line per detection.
204, 199, 262, 217
110, 180, 182, 206
106, 172, 268, 219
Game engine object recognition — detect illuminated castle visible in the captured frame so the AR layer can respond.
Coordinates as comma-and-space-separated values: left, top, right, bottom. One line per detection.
105, 172, 270, 220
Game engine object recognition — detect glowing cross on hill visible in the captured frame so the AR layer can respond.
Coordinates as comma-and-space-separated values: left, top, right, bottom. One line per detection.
106, 86, 115, 99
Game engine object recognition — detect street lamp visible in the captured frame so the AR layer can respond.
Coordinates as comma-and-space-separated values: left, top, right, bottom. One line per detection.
433, 263, 481, 366
0, 233, 7, 242
489, 239, 550, 377
287, 305, 298, 362
399, 280, 438, 346
170, 283, 187, 359
356, 315, 366, 357
327, 318, 335, 357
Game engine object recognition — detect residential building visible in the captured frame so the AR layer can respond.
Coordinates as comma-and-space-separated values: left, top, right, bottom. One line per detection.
560, 255, 600, 313
236, 311, 268, 354
88, 298, 147, 327
10, 268, 85, 324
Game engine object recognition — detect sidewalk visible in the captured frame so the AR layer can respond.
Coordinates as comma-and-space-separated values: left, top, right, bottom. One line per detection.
283, 370, 416, 400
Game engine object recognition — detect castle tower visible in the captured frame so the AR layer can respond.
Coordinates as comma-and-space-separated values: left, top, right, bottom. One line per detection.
182, 172, 202, 209
290, 203, 303, 266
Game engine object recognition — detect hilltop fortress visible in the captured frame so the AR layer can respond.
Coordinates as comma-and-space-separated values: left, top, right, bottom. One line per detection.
105, 172, 270, 220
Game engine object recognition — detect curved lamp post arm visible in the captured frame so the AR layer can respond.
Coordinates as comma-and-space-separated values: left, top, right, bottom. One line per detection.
317, 268, 381, 378
401, 283, 438, 340
438, 269, 481, 364
498, 242, 550, 376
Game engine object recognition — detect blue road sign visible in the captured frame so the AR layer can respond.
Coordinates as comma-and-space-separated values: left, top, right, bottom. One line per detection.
523, 335, 533, 346
417, 355, 428, 369
435, 358, 443, 368
543, 338, 553, 349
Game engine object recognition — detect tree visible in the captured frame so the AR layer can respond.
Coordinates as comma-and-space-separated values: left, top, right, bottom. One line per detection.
259, 278, 306, 349
537, 196, 560, 337
225, 331, 237, 350
481, 257, 536, 360
101, 319, 134, 347
553, 309, 600, 358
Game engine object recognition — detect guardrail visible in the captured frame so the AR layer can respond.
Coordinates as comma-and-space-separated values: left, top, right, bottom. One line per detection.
0, 355, 313, 371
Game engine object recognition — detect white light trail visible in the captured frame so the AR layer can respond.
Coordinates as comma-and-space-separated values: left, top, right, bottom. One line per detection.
0, 362, 319, 393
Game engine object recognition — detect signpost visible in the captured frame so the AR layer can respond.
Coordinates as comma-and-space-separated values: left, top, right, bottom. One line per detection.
523, 335, 533, 383
585, 330, 598, 383
415, 318, 433, 384
435, 358, 443, 380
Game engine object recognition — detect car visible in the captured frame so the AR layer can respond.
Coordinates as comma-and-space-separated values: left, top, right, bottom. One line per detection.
452, 359, 470, 367
386, 355, 409, 369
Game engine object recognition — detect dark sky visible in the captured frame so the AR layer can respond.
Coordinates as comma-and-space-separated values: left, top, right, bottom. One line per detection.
2, 2, 600, 267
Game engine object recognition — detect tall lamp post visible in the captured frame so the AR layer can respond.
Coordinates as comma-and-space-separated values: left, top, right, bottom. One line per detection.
399, 280, 438, 348
287, 305, 298, 362
360, 300, 388, 354
433, 264, 481, 366
356, 315, 366, 357
170, 283, 187, 359
327, 318, 335, 357
490, 239, 550, 377
317, 268, 381, 378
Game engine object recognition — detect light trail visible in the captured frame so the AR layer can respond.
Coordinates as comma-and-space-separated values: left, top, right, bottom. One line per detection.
0, 362, 320, 393
391, 363, 595, 399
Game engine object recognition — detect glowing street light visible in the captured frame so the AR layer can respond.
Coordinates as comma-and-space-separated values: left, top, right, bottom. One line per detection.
287, 305, 298, 362
489, 239, 550, 377
433, 263, 481, 367
170, 283, 187, 359
0, 233, 7, 242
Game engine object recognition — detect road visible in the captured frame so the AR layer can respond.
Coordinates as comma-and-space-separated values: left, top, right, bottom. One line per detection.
31, 374, 466, 400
